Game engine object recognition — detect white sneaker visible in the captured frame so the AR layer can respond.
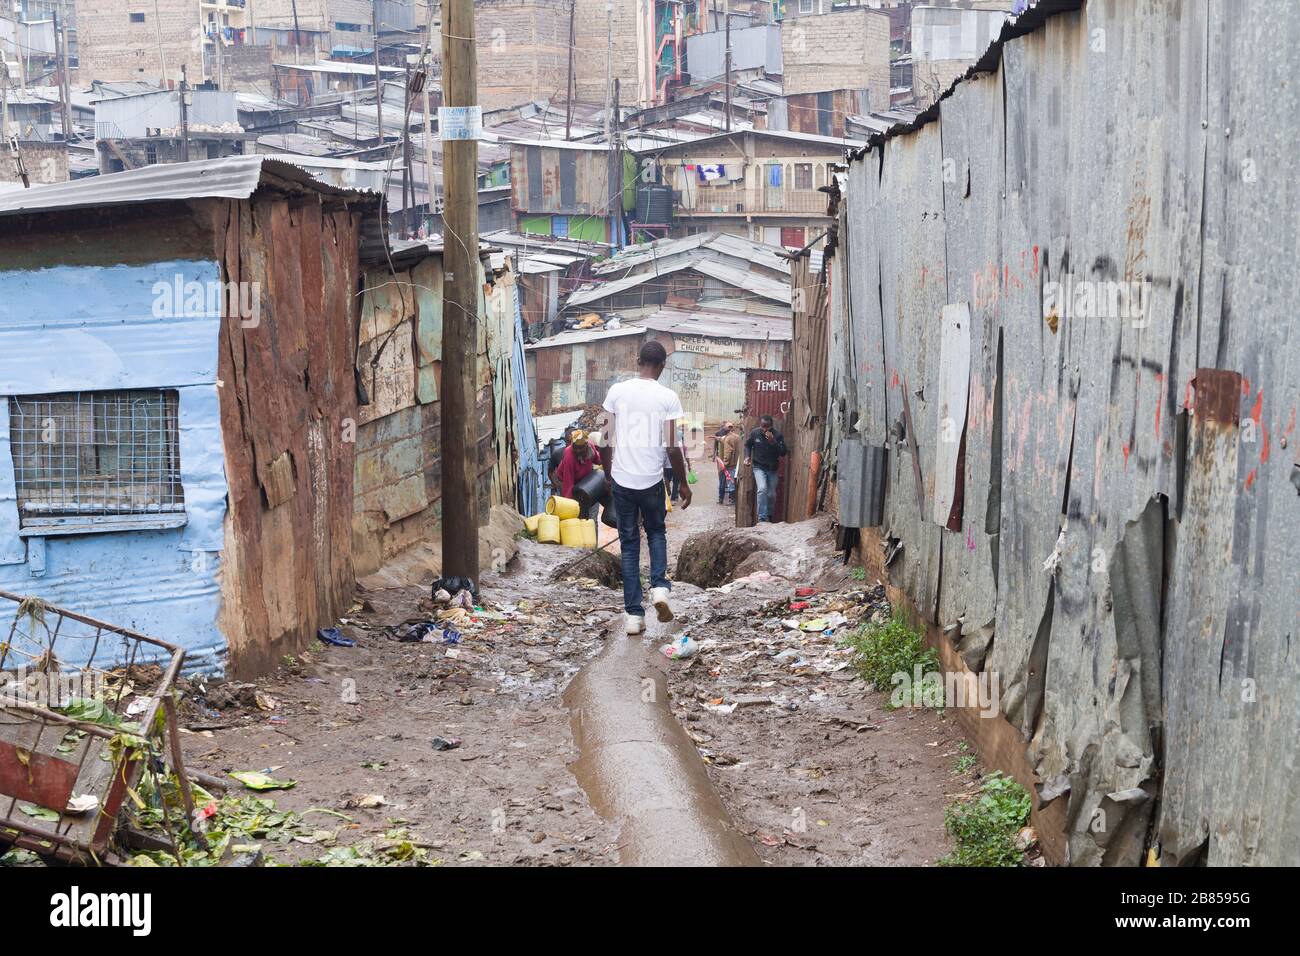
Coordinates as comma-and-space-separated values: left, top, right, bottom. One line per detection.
625, 614, 645, 635
651, 587, 673, 622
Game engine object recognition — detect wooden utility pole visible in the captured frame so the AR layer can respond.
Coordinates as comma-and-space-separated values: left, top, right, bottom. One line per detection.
564, 0, 576, 140
440, 0, 481, 578
611, 77, 622, 247
2, 54, 9, 144
603, 0, 612, 142
179, 65, 191, 161
402, 65, 414, 237
151, 0, 169, 83
724, 5, 732, 132
53, 6, 72, 140
3, 43, 28, 182
422, 82, 435, 234
290, 0, 303, 63
372, 6, 384, 142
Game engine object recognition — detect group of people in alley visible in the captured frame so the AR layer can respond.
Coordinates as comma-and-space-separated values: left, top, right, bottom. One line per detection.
549, 341, 788, 635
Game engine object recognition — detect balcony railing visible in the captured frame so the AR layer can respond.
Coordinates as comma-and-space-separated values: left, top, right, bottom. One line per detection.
673, 188, 829, 216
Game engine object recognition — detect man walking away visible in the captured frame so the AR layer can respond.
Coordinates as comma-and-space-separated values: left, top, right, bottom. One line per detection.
744, 414, 787, 523
716, 421, 741, 505
603, 341, 692, 635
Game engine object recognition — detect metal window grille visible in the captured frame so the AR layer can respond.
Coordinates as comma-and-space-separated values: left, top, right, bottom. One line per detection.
7, 390, 184, 523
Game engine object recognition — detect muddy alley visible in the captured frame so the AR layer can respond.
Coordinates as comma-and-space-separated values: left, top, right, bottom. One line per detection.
172, 485, 982, 866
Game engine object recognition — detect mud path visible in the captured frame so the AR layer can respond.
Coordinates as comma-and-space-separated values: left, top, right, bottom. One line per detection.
179, 438, 970, 866
180, 544, 624, 866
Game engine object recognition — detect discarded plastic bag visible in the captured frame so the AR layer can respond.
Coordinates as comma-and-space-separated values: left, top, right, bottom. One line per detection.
432, 576, 479, 603
230, 771, 296, 792
661, 636, 699, 660
317, 627, 355, 647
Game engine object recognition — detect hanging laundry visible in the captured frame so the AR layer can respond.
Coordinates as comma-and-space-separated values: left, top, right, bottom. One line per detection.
697, 163, 725, 182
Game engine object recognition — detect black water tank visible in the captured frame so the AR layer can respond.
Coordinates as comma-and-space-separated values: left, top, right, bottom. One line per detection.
635, 183, 674, 225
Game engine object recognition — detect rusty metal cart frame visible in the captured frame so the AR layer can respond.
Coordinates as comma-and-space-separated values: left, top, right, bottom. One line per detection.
0, 589, 203, 864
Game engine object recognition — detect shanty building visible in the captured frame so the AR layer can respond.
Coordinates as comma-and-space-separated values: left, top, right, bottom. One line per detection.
562, 231, 795, 317
508, 140, 636, 245
634, 307, 792, 427
525, 303, 791, 423
0, 157, 378, 677
643, 129, 859, 248
483, 230, 606, 339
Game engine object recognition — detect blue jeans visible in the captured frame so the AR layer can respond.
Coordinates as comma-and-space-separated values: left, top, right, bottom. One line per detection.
613, 481, 669, 616
754, 465, 778, 522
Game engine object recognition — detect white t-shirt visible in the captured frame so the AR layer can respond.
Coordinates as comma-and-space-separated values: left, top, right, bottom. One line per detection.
603, 377, 685, 490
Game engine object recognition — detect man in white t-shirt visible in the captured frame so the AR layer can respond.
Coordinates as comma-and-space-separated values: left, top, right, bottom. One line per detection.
602, 340, 692, 634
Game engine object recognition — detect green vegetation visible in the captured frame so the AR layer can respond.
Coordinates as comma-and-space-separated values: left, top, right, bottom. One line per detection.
849, 566, 867, 581
843, 613, 940, 705
940, 772, 1032, 867
953, 741, 977, 775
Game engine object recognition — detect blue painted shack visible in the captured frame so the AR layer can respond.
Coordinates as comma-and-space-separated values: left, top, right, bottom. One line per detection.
0, 157, 382, 677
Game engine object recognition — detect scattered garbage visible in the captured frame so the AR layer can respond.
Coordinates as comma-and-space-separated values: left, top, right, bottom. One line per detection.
432, 576, 479, 604
431, 736, 462, 751
665, 580, 891, 735
317, 627, 355, 647
229, 771, 297, 792
661, 636, 700, 660
394, 620, 441, 643
64, 795, 99, 816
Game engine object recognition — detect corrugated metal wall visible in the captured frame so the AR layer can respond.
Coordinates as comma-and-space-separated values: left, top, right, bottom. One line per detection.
834, 0, 1300, 866
510, 144, 612, 216
783, 250, 829, 521
663, 336, 788, 427
735, 368, 793, 526
354, 253, 518, 576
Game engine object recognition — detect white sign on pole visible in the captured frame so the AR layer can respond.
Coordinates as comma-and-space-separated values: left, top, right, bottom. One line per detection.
438, 105, 483, 141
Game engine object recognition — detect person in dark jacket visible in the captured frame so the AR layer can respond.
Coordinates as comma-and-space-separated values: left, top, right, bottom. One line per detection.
744, 415, 787, 522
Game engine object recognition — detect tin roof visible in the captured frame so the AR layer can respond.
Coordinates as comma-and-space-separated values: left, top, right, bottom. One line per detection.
591, 232, 791, 277
0, 155, 382, 218
567, 256, 792, 308
633, 126, 865, 156
631, 307, 792, 342
276, 61, 406, 76
525, 325, 646, 350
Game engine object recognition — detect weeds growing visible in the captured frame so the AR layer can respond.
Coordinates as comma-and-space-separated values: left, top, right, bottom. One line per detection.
940, 771, 1032, 867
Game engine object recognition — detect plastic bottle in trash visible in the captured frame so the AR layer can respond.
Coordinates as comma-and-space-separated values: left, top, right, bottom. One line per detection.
661, 636, 699, 660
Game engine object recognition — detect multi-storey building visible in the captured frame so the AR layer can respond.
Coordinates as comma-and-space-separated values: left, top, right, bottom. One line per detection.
76, 0, 205, 84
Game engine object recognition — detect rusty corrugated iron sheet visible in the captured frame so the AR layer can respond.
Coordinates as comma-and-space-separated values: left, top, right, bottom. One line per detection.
783, 250, 830, 521
214, 196, 363, 677
833, 0, 1300, 866
353, 250, 516, 575
0, 154, 384, 219
736, 368, 793, 526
